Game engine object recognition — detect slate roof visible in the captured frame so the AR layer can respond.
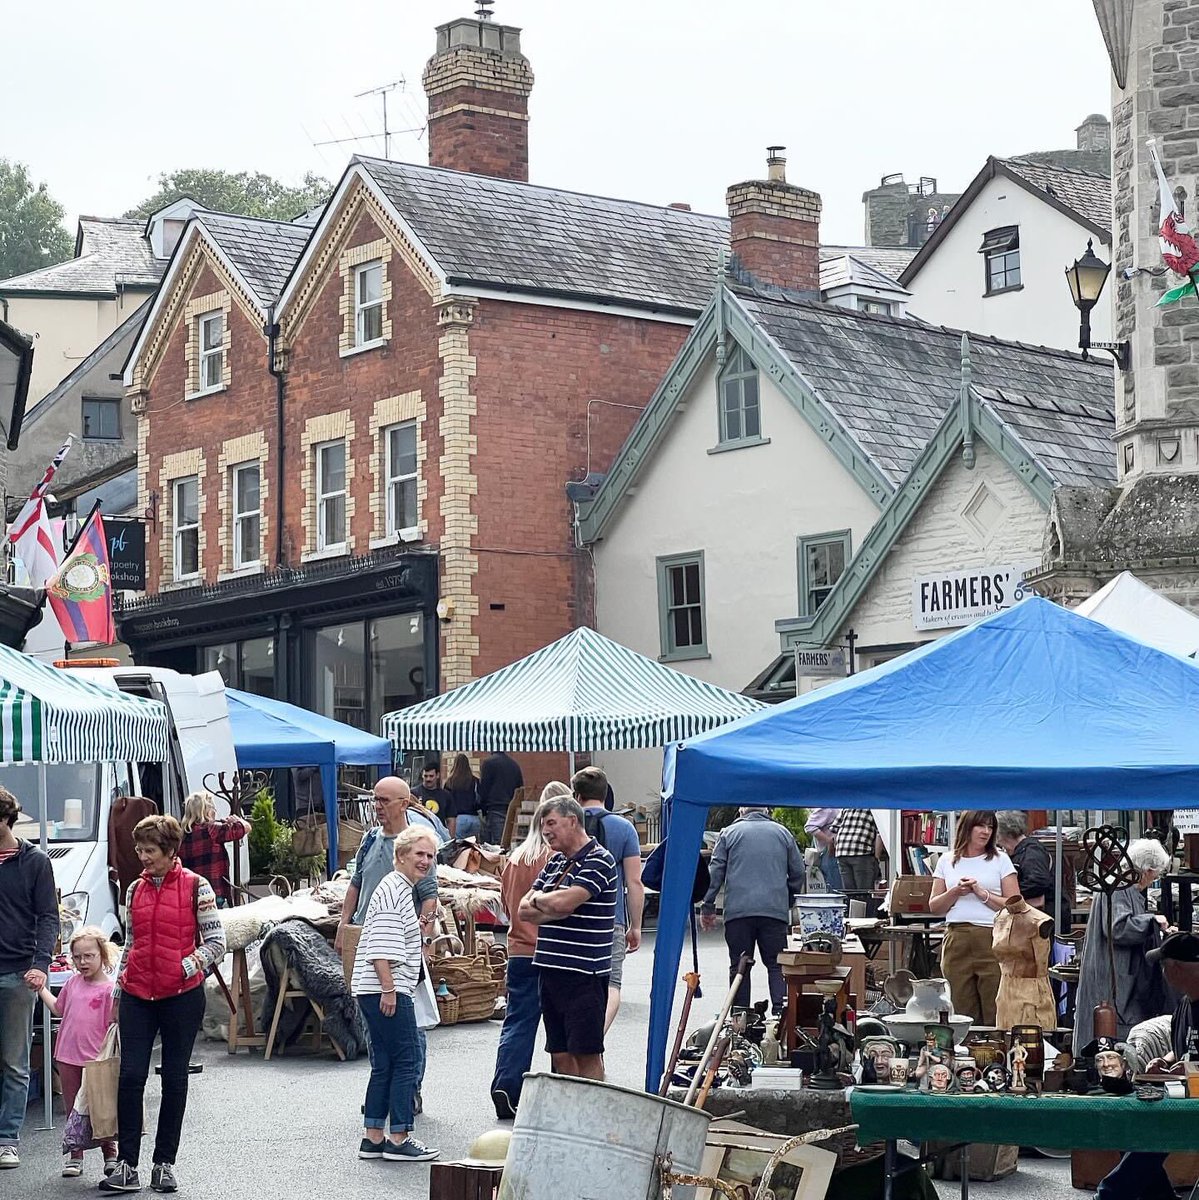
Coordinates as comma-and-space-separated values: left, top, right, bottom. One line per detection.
736, 286, 1115, 488
0, 218, 163, 295
819, 253, 911, 295
354, 156, 728, 314
198, 212, 312, 306
1000, 158, 1112, 231
820, 245, 916, 283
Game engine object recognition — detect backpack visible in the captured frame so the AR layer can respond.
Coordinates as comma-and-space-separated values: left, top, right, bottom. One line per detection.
583, 808, 610, 852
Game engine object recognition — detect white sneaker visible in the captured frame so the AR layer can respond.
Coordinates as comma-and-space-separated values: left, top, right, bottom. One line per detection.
63, 1154, 83, 1178
0, 1146, 18, 1169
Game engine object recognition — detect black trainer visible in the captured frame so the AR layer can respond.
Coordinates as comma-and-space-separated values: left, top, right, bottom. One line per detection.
149, 1163, 177, 1193
97, 1162, 142, 1193
492, 1089, 517, 1120
358, 1139, 384, 1160
382, 1137, 439, 1162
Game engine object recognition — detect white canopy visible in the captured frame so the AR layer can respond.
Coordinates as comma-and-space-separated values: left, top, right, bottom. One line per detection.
1075, 571, 1199, 660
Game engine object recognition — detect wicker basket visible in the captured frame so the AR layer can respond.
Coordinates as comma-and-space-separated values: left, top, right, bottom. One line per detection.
436, 989, 460, 1026
429, 943, 500, 1021
338, 818, 366, 856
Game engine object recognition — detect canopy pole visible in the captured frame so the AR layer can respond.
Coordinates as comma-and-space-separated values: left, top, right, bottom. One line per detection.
568, 750, 576, 779
1054, 812, 1064, 936
37, 762, 53, 1130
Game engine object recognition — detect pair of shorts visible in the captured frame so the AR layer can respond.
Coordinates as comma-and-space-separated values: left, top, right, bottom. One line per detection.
609, 924, 627, 990
539, 968, 608, 1057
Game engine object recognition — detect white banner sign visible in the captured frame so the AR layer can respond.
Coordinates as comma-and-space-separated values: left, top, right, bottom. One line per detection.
912, 563, 1036, 632
794, 647, 848, 679
1174, 809, 1199, 835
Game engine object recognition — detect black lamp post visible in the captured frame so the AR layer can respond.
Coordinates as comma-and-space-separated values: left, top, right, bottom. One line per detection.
1065, 240, 1130, 371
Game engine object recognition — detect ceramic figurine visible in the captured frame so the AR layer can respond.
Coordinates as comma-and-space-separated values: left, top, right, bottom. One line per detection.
928, 1063, 955, 1094
982, 1063, 1009, 1092
889, 1059, 911, 1087
860, 1037, 899, 1084
914, 1025, 954, 1092
1008, 1040, 1029, 1093
956, 1063, 981, 1093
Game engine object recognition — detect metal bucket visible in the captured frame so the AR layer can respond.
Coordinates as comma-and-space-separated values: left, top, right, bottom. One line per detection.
497, 1073, 711, 1200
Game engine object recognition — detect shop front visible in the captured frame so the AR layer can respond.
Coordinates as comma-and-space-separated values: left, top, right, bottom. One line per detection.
117, 549, 439, 734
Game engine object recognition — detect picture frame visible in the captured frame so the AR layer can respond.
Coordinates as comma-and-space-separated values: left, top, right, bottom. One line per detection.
695, 1120, 837, 1200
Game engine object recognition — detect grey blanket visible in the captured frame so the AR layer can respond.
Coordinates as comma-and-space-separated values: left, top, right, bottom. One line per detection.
260, 918, 370, 1059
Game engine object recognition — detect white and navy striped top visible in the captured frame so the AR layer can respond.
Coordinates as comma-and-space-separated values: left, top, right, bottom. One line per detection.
351, 871, 422, 998
531, 839, 617, 976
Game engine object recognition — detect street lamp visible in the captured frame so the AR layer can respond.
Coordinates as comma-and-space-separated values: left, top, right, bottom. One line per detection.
1065, 240, 1130, 371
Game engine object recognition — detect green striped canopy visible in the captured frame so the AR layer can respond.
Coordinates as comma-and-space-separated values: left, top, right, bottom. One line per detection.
0, 646, 168, 764
381, 627, 763, 752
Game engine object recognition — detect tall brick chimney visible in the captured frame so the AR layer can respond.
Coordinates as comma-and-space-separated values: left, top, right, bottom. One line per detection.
422, 9, 534, 182
726, 147, 822, 292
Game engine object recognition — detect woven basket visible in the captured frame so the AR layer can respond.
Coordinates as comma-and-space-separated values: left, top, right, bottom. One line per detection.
338, 818, 366, 856
452, 979, 499, 1022
435, 989, 460, 1026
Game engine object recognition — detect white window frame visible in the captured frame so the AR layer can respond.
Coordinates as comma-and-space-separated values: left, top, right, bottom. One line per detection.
198, 311, 224, 392
173, 476, 200, 581
354, 262, 384, 347
316, 439, 347, 551
384, 420, 419, 538
232, 462, 261, 571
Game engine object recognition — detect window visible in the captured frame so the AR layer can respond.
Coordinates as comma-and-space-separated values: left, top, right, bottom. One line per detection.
718, 345, 761, 444
202, 636, 274, 697
172, 476, 200, 580
231, 462, 261, 570
980, 226, 1020, 294
354, 262, 384, 346
316, 439, 347, 550
385, 421, 418, 537
858, 298, 891, 316
81, 397, 120, 440
656, 552, 707, 660
798, 531, 851, 616
198, 311, 224, 391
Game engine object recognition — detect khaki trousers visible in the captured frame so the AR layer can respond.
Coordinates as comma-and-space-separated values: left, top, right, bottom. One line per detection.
941, 922, 1000, 1026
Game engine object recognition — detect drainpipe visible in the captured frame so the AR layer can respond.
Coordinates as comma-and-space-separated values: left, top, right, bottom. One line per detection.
265, 306, 286, 566
959, 332, 975, 469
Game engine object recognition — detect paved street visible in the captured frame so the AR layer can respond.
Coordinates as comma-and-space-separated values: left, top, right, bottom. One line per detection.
11, 928, 1071, 1199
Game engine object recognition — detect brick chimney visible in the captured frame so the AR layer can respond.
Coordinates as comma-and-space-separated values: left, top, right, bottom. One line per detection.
726, 147, 821, 292
422, 10, 534, 182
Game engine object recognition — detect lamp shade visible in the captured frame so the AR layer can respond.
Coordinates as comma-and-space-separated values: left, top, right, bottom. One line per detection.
1066, 239, 1111, 310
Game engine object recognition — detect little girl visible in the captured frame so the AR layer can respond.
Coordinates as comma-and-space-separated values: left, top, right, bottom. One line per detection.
39, 926, 119, 1178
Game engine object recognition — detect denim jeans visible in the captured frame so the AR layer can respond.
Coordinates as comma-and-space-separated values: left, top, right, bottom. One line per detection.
0, 972, 35, 1147
490, 956, 540, 1108
117, 987, 206, 1168
455, 814, 481, 840
359, 993, 420, 1134
416, 1027, 427, 1091
1095, 1152, 1172, 1200
724, 917, 788, 1011
819, 847, 843, 891
483, 809, 507, 845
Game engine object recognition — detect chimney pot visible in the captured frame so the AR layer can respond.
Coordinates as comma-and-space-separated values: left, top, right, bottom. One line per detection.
766, 145, 787, 183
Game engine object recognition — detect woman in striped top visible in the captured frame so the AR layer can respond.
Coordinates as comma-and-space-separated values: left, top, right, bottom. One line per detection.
351, 826, 440, 1164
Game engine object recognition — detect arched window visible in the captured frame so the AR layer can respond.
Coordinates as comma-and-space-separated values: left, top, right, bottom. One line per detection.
719, 345, 761, 445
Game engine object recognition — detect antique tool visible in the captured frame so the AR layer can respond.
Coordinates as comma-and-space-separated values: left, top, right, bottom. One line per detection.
694, 1034, 731, 1109
660, 971, 701, 1096
684, 953, 752, 1106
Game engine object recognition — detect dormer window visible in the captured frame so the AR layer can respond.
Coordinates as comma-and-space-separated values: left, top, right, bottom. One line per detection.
981, 226, 1021, 295
718, 345, 761, 446
355, 262, 384, 346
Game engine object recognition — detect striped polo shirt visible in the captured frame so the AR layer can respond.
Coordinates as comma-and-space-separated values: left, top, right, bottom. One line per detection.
531, 838, 617, 976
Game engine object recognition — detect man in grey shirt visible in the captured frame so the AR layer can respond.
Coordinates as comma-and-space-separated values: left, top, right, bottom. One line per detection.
700, 807, 805, 1013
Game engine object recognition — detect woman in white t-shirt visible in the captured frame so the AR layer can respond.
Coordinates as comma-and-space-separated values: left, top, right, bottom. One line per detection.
929, 811, 1019, 1025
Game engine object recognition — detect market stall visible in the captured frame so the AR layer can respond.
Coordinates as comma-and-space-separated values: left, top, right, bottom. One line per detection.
648, 597, 1199, 1090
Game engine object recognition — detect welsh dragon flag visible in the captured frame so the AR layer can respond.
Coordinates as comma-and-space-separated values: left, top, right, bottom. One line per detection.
1151, 137, 1199, 306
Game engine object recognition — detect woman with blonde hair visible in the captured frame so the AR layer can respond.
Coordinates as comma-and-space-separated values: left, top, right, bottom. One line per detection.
489, 782, 567, 1119
177, 790, 250, 908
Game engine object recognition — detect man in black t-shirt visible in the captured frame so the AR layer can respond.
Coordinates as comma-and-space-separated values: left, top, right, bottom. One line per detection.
479, 751, 523, 845
1096, 932, 1199, 1200
411, 764, 451, 820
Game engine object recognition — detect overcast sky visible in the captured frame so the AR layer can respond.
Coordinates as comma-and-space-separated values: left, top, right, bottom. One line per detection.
5, 1, 1111, 246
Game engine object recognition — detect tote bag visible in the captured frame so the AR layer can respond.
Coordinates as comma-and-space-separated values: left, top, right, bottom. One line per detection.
84, 1025, 121, 1140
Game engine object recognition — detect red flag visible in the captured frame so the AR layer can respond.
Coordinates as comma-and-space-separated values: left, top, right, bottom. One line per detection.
46, 511, 116, 646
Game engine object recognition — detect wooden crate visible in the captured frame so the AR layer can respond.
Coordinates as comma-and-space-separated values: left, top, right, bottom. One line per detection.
428, 1161, 504, 1200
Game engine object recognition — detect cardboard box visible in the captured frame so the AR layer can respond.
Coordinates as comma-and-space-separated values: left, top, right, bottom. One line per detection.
891, 875, 935, 915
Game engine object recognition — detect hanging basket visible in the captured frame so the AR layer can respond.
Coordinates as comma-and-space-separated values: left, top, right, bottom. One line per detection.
291, 814, 328, 858
338, 818, 366, 856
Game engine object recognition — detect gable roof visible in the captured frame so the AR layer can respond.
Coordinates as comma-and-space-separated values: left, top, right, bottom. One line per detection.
577, 281, 1114, 544
819, 253, 912, 298
0, 218, 164, 297
820, 245, 916, 282
348, 156, 729, 316
196, 212, 311, 307
899, 156, 1111, 287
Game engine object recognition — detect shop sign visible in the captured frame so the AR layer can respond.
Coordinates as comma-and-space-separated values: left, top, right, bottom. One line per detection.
105, 518, 146, 591
912, 563, 1036, 632
1174, 810, 1199, 835
794, 647, 848, 678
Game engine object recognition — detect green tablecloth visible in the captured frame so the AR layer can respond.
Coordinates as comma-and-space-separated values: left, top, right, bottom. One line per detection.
850, 1089, 1199, 1152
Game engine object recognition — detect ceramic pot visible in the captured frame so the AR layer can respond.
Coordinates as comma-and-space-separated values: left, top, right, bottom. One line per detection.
904, 978, 953, 1021
792, 894, 847, 939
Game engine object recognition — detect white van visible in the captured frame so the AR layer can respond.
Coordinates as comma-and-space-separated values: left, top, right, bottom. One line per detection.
7, 665, 239, 959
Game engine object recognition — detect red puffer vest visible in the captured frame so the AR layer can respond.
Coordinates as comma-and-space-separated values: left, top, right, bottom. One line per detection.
119, 860, 202, 1001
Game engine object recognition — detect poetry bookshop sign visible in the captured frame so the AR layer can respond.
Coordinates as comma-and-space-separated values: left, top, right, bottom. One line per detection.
105, 518, 146, 591
912, 563, 1035, 632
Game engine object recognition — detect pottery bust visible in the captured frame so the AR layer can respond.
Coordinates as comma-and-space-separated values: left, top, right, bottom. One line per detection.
904, 978, 953, 1020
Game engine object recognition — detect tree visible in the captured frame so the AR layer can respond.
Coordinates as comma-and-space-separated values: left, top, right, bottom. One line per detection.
0, 160, 73, 282
125, 169, 333, 223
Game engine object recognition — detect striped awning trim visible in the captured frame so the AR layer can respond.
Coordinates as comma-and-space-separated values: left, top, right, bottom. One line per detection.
381, 627, 763, 752
0, 646, 168, 764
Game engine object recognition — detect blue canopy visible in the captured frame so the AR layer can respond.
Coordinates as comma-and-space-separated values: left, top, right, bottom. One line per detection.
226, 689, 393, 869
646, 597, 1199, 1088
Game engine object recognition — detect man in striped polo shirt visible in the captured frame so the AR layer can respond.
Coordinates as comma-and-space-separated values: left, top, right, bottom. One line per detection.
518, 795, 617, 1081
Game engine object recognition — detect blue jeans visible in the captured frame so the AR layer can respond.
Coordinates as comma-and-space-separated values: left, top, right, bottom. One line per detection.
1096, 1152, 1172, 1200
0, 972, 35, 1147
455, 814, 481, 840
819, 847, 843, 891
359, 993, 420, 1134
416, 1027, 427, 1091
490, 956, 540, 1108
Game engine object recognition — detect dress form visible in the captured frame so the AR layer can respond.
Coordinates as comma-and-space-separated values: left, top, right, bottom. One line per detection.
993, 895, 1056, 1029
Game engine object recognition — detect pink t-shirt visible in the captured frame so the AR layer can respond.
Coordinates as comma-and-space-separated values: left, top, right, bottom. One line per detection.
55, 974, 115, 1065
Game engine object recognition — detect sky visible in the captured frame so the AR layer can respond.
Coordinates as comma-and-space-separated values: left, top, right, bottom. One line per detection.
4, 1, 1112, 246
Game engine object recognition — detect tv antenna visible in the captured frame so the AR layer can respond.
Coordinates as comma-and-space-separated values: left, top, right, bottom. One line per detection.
354, 78, 406, 158
476, 0, 495, 18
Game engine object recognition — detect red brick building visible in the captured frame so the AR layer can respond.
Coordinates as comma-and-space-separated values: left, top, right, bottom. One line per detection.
117, 10, 819, 764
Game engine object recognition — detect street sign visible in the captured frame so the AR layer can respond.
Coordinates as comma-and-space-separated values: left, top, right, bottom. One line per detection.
794, 647, 848, 678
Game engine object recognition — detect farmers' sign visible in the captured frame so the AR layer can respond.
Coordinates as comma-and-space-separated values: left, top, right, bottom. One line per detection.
912, 564, 1035, 631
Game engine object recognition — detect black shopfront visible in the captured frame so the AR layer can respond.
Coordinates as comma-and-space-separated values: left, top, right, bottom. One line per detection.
117, 549, 439, 737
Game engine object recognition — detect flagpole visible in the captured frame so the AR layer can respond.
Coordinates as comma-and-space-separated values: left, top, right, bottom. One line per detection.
59, 500, 102, 563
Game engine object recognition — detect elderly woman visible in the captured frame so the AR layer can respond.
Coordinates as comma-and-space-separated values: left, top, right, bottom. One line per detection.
995, 810, 1062, 930
1073, 837, 1174, 1056
101, 816, 226, 1196
178, 790, 250, 908
352, 825, 440, 1164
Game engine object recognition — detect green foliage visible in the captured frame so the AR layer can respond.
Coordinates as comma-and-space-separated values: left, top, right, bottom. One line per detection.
247, 789, 281, 876
0, 160, 72, 281
124, 168, 333, 222
269, 823, 325, 885
771, 807, 812, 850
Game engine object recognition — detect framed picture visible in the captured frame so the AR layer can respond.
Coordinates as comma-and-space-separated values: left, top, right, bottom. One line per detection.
695, 1121, 836, 1200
